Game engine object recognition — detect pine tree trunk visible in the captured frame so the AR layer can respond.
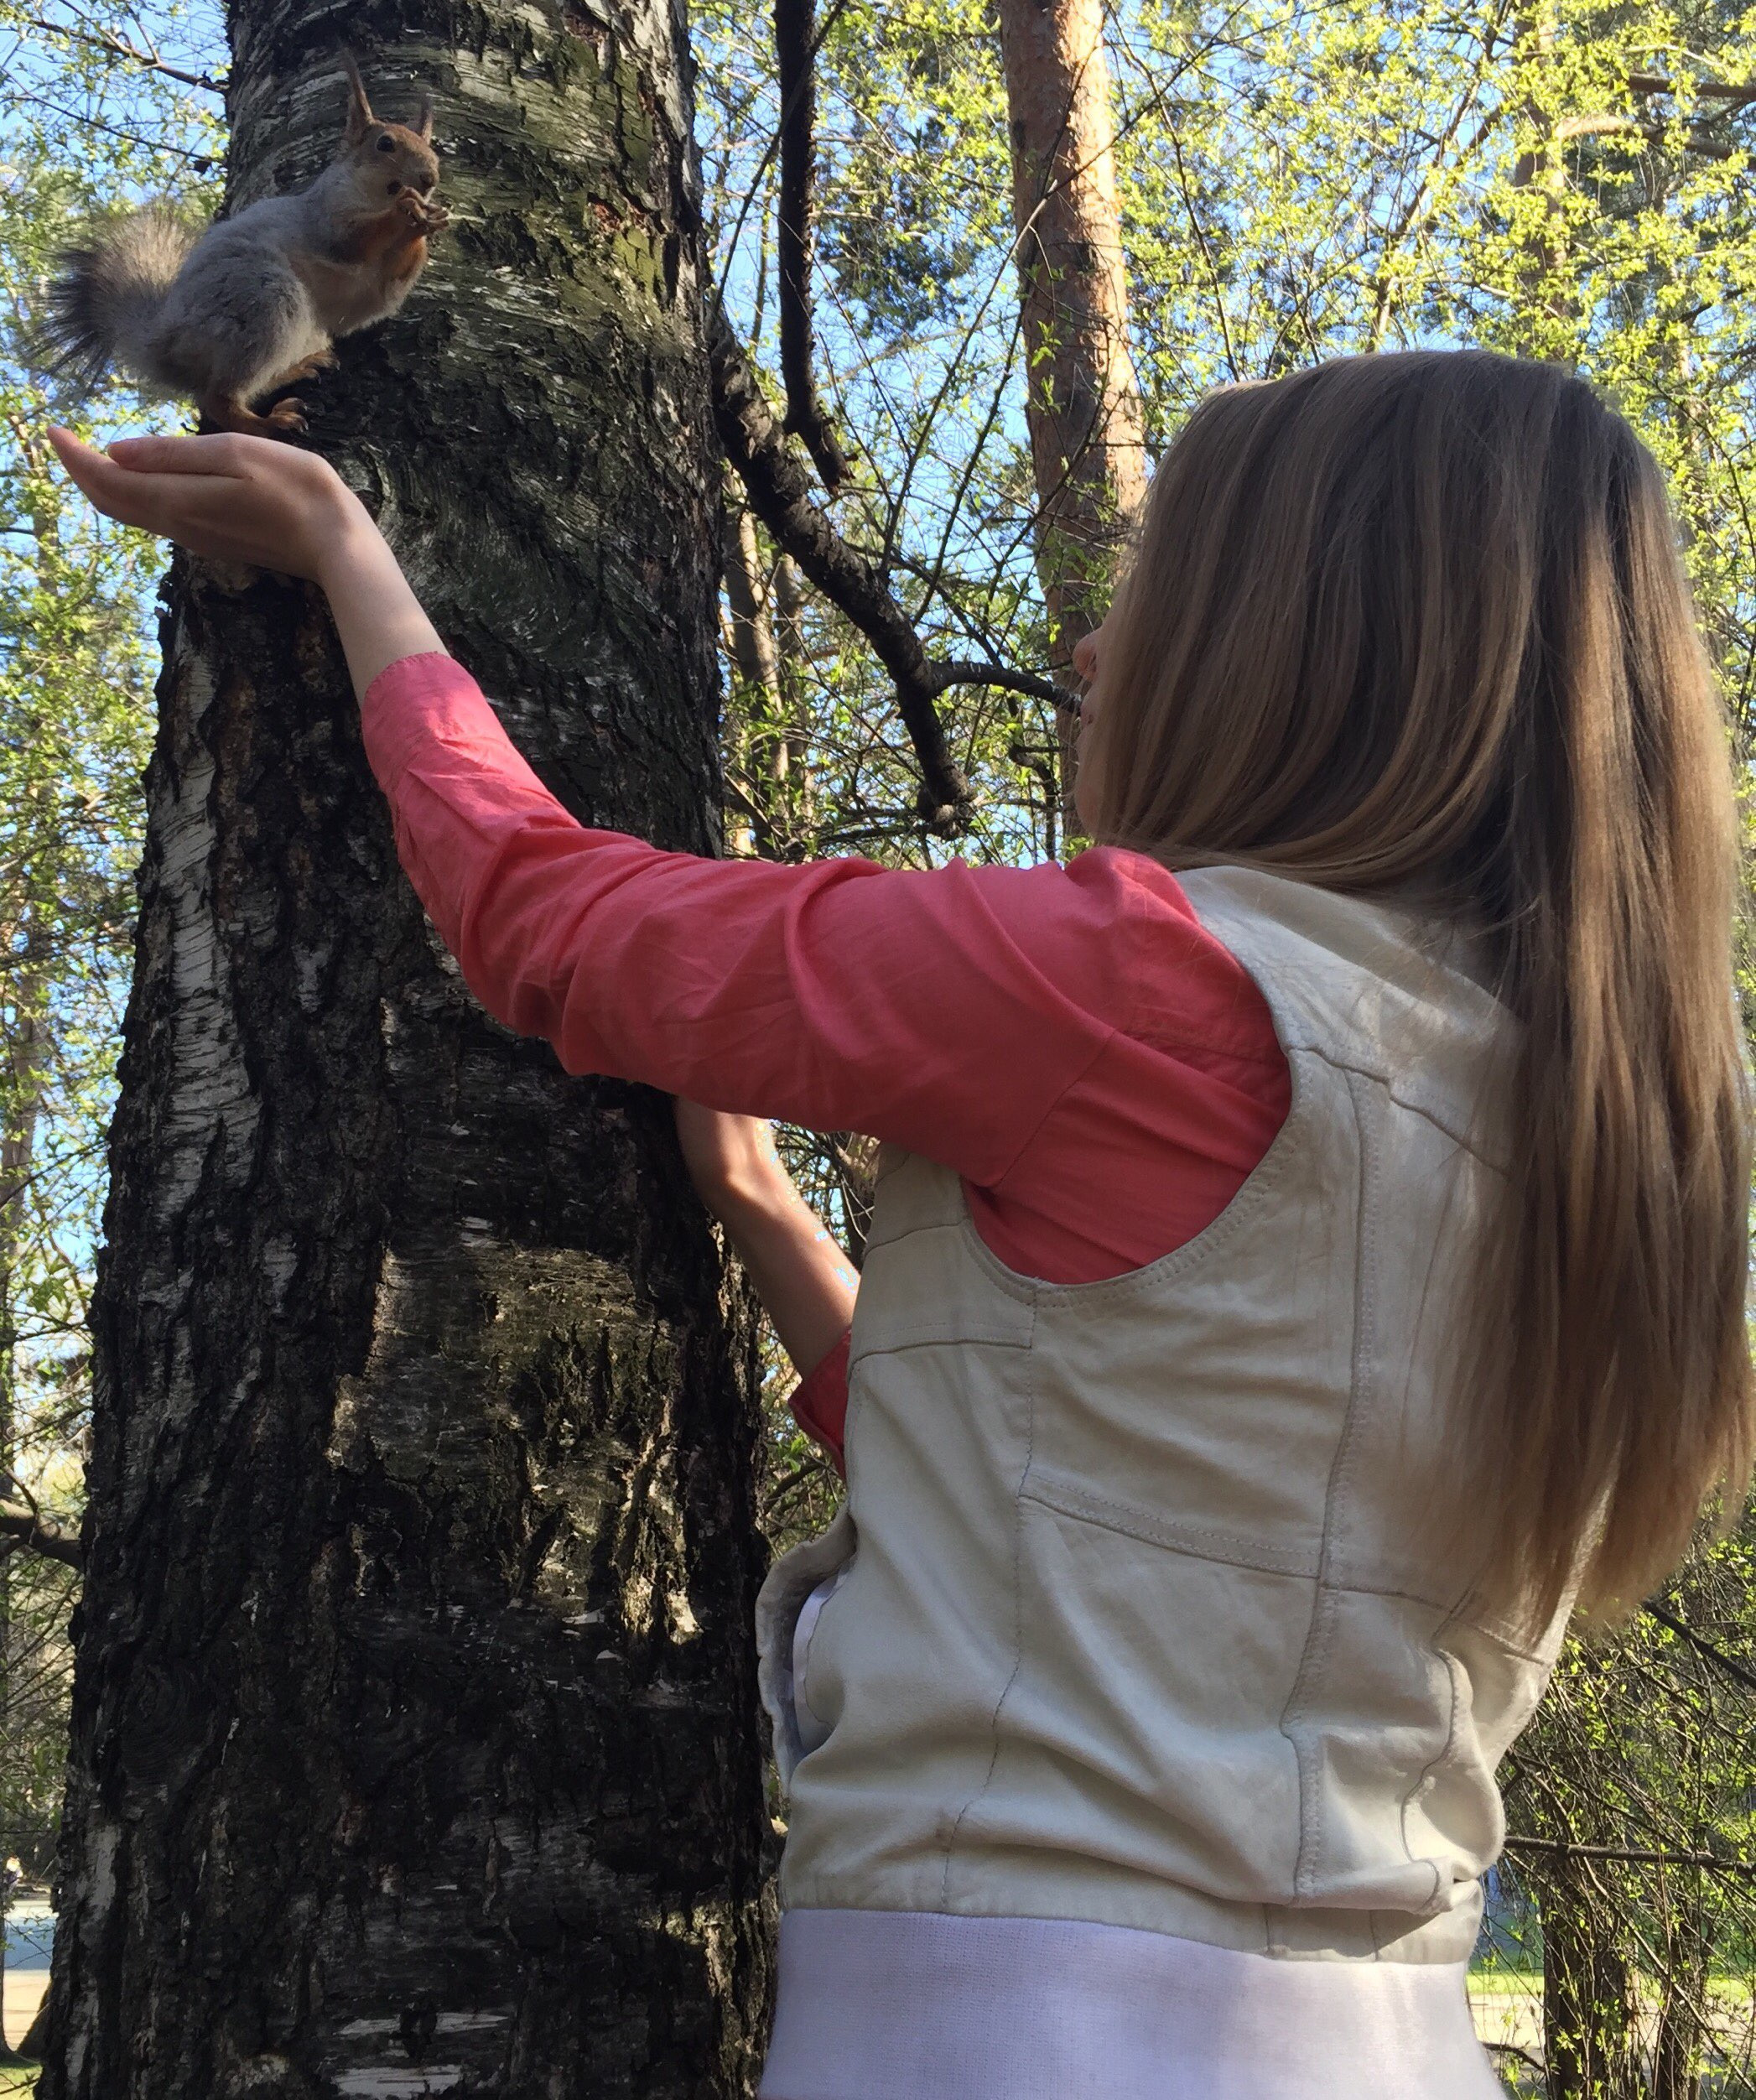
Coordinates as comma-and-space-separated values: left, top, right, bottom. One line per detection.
991, 0, 1148, 822
37, 9, 773, 2098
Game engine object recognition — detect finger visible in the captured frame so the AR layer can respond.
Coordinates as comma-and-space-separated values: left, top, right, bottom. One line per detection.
47, 427, 230, 544
45, 427, 165, 528
107, 432, 253, 479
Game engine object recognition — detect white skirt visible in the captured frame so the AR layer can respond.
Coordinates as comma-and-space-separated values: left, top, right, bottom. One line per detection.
759, 1909, 1504, 2100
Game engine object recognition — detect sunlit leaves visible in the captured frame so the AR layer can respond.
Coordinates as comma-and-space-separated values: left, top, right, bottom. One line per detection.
0, 0, 223, 1873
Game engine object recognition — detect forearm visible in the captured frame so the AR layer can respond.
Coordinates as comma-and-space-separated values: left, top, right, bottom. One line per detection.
318, 508, 446, 694
714, 1176, 857, 1380
314, 524, 867, 1370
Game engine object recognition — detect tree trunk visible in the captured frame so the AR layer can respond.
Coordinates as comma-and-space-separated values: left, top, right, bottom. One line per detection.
992, 0, 1148, 671
0, 991, 47, 2065
1539, 1870, 1639, 2100
1651, 1896, 1710, 2100
38, 9, 773, 2099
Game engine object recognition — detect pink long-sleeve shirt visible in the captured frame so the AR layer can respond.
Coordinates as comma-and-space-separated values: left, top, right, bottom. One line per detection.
361, 654, 1291, 1461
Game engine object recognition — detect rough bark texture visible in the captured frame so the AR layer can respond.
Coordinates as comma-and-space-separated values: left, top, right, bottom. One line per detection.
38, 9, 773, 2097
992, 0, 1146, 662
1537, 1871, 1640, 2100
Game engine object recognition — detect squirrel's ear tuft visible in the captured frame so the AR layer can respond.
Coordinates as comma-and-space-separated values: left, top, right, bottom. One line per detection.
415, 92, 434, 142
341, 52, 375, 142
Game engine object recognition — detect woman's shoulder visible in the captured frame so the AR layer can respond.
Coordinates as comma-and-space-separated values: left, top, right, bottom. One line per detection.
1053, 849, 1288, 1065
939, 842, 1211, 947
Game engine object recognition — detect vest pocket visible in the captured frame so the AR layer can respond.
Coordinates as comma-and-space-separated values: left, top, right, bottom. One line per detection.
1021, 1464, 1322, 1581
953, 1488, 1309, 1905
755, 1504, 858, 1788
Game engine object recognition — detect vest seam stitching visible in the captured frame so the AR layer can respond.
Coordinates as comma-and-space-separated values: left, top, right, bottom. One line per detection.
1182, 870, 1509, 1042
1283, 1068, 1376, 1903
939, 1330, 1039, 1909
1017, 1474, 1322, 1578
1299, 1044, 1509, 1174
947, 1061, 1313, 1309
1190, 880, 1509, 1172
850, 1328, 1033, 1364
1016, 1474, 1494, 1612
1400, 1624, 1468, 1916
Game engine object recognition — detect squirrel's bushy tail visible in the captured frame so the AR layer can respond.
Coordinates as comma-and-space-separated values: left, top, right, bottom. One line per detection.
43, 207, 195, 393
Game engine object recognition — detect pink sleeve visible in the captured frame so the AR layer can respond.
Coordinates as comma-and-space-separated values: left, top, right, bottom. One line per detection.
360, 654, 1123, 1184
789, 1331, 850, 1476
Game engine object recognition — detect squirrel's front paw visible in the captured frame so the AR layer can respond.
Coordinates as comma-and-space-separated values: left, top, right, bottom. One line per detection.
396, 192, 447, 234
266, 398, 309, 436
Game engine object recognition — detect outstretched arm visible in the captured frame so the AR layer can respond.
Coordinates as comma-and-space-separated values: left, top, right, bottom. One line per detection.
46, 426, 444, 693
46, 427, 1122, 1183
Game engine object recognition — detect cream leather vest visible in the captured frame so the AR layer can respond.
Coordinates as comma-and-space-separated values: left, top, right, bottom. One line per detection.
756, 864, 1570, 1965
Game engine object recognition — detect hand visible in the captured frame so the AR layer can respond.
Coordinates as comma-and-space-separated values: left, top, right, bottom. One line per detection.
46, 426, 367, 584
47, 425, 445, 694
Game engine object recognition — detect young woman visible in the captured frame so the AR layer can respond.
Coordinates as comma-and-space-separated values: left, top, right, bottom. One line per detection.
49, 347, 1754, 2098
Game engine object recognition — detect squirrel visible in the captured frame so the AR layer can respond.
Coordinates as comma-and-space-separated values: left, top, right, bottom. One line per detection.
44, 56, 447, 438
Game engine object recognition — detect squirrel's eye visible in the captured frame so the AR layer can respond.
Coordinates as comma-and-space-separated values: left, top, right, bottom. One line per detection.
376, 135, 396, 153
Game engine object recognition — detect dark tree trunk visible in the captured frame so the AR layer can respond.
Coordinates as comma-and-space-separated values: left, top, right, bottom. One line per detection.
1539, 1871, 1639, 2100
1651, 1898, 1710, 2100
38, 8, 773, 2097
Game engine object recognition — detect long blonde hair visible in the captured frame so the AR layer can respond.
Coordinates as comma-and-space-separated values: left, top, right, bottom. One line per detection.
1082, 350, 1753, 1633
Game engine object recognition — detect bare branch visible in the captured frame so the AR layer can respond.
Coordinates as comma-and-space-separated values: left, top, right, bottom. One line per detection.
0, 1502, 81, 1571
20, 12, 226, 94
935, 660, 1072, 709
761, 1451, 834, 1518
1506, 1834, 1756, 1874
1553, 112, 1741, 159
1482, 2042, 1546, 2076
1642, 1598, 1756, 1696
774, 0, 849, 492
709, 304, 978, 829
1629, 70, 1756, 102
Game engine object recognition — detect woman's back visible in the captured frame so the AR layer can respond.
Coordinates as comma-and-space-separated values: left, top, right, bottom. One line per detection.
761, 867, 1539, 2095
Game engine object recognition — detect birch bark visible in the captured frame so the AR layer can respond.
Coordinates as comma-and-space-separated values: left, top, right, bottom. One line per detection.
37, 9, 771, 2096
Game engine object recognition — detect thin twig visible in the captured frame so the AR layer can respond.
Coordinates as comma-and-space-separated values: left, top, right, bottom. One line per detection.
21, 11, 226, 93
1505, 1835, 1756, 1874
1642, 1598, 1756, 1697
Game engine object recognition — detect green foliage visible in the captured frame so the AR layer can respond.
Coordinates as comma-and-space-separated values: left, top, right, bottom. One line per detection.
3, 0, 1756, 2086
0, 0, 221, 1882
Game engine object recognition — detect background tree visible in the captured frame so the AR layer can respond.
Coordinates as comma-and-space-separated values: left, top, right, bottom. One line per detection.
0, 10, 219, 2062
992, 0, 1147, 754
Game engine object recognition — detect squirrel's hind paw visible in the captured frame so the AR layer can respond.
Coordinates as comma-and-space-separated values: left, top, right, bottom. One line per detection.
266, 398, 309, 435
